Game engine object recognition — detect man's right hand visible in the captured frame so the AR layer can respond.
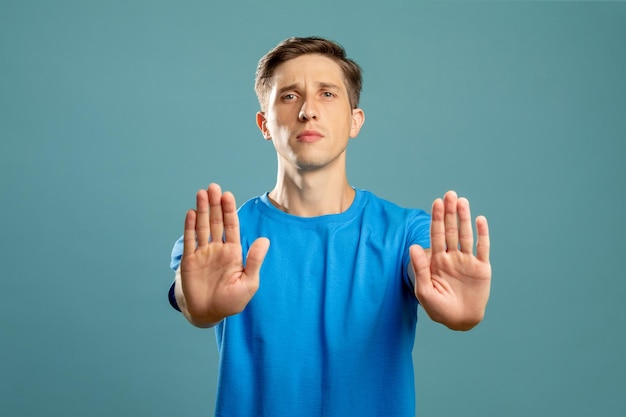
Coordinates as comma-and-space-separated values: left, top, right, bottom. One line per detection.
178, 183, 270, 327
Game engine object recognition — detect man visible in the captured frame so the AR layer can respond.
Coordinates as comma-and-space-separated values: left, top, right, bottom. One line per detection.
169, 36, 491, 416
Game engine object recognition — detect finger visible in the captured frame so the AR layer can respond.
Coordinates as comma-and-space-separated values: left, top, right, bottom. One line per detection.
221, 191, 240, 244
243, 237, 271, 292
476, 215, 490, 262
430, 198, 445, 254
195, 189, 210, 247
444, 191, 459, 251
208, 183, 224, 243
183, 209, 197, 256
409, 244, 431, 301
457, 197, 473, 254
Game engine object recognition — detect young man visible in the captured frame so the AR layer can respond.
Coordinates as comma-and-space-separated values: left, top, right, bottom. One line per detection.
169, 37, 491, 416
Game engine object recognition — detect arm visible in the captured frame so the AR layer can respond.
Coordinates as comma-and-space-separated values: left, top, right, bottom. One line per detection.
178, 183, 270, 328
410, 191, 491, 331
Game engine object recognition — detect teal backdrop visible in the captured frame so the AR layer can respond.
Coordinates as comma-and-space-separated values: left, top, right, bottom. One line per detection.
2, 1, 625, 416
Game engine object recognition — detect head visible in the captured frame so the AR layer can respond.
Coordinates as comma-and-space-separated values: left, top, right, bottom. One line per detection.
255, 37, 363, 112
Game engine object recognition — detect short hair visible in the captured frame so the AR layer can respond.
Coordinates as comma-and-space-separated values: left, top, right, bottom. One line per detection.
255, 36, 363, 111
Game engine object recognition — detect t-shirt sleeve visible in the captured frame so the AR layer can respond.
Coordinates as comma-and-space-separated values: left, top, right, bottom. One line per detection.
167, 236, 184, 312
402, 209, 431, 289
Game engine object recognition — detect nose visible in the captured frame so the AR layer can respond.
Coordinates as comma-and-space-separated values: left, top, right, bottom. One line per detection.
298, 101, 317, 121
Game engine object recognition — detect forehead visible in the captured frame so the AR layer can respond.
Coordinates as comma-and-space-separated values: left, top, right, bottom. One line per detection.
271, 54, 346, 90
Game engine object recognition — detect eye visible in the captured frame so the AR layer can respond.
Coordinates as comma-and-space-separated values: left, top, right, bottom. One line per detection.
282, 93, 297, 101
322, 91, 335, 98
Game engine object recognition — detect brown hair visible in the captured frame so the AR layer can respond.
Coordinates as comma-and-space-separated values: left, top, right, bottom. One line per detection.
255, 36, 363, 111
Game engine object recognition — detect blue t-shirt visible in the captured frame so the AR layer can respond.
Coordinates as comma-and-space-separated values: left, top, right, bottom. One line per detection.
170, 189, 430, 416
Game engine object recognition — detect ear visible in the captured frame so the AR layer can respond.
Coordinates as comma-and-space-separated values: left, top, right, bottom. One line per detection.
256, 112, 271, 140
349, 108, 365, 138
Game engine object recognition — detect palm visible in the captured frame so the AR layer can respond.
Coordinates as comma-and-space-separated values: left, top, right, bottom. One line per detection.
181, 184, 269, 324
411, 191, 491, 330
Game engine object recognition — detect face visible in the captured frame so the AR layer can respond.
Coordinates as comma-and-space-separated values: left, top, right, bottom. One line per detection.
256, 54, 365, 172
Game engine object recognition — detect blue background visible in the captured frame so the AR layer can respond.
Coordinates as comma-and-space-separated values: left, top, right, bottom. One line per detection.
1, 1, 625, 416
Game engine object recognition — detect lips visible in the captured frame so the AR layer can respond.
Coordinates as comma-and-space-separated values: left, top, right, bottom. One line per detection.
297, 130, 324, 143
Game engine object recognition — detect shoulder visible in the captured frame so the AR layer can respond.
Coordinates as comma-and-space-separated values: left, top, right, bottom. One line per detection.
236, 194, 267, 217
358, 189, 429, 222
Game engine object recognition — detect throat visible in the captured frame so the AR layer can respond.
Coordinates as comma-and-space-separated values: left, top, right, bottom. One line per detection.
268, 184, 355, 217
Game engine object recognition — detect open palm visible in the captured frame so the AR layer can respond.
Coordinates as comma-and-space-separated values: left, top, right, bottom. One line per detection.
410, 191, 491, 331
180, 184, 270, 325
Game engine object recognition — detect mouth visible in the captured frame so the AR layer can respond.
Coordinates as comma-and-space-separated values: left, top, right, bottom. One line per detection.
297, 130, 324, 143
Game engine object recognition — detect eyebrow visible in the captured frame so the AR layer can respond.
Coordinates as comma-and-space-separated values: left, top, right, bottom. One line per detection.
276, 81, 342, 96
317, 82, 341, 91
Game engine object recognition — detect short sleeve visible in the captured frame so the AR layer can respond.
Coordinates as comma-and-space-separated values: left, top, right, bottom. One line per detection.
402, 209, 431, 289
167, 236, 184, 312
170, 236, 184, 271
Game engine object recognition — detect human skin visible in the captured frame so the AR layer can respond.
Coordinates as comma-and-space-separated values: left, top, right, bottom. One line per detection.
176, 54, 491, 330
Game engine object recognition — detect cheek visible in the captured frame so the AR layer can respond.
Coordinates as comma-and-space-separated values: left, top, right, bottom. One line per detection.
349, 119, 358, 136
272, 109, 298, 129
267, 118, 291, 138
344, 116, 355, 135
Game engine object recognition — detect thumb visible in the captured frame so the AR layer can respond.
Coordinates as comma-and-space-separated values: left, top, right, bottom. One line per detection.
409, 244, 431, 299
244, 237, 270, 279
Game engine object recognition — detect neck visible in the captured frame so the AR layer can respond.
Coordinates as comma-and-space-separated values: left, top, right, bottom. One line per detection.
268, 158, 355, 217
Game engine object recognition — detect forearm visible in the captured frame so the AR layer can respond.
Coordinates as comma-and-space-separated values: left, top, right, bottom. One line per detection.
174, 268, 221, 328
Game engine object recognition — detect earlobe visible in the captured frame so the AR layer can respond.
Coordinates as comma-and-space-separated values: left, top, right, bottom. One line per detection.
349, 108, 365, 138
256, 112, 271, 140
